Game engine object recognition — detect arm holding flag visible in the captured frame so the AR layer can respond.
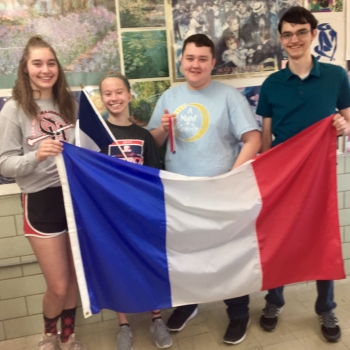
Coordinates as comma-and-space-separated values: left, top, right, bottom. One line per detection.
231, 130, 261, 169
261, 117, 272, 153
333, 68, 350, 137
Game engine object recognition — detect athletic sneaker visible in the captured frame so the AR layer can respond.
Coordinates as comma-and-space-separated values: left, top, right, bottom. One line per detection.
166, 305, 198, 331
116, 325, 133, 350
223, 317, 250, 345
59, 333, 87, 350
260, 302, 283, 332
319, 310, 341, 342
150, 319, 173, 349
38, 333, 60, 350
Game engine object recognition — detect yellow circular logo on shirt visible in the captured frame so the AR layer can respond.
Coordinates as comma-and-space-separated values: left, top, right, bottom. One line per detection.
174, 103, 210, 142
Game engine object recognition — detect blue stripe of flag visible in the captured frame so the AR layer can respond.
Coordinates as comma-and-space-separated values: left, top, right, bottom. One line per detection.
78, 91, 114, 150
62, 143, 172, 313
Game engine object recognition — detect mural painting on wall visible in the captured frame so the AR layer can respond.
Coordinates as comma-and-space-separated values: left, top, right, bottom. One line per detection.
171, 0, 302, 78
122, 31, 169, 79
0, 0, 120, 89
308, 0, 343, 12
118, 0, 166, 28
85, 80, 170, 125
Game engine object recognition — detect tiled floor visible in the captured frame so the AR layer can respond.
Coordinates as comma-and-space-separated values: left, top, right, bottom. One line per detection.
2, 279, 350, 349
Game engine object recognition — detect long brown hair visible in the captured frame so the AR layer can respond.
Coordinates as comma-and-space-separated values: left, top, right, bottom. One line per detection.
12, 36, 76, 124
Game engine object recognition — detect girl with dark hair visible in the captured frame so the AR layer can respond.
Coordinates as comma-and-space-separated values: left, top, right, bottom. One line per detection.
0, 36, 86, 350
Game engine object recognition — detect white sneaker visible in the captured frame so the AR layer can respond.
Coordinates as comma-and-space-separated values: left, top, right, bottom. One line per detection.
38, 333, 60, 350
59, 334, 87, 350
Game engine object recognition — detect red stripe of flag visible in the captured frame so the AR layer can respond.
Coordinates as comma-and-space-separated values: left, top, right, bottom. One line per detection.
252, 116, 345, 290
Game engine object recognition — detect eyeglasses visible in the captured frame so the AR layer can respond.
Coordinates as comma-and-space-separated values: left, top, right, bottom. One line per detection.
280, 30, 311, 40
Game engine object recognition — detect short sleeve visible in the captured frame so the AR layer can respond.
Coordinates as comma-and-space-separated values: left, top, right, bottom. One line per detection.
229, 91, 259, 140
256, 81, 272, 118
147, 94, 165, 131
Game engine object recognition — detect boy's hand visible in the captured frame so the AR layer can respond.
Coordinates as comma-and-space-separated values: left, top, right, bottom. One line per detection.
333, 113, 347, 136
160, 109, 176, 132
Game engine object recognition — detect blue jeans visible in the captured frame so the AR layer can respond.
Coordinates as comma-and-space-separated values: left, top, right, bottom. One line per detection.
178, 295, 250, 320
224, 295, 249, 320
265, 280, 336, 314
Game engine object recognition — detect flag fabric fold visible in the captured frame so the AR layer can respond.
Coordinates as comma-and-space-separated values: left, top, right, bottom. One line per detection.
76, 89, 115, 151
57, 116, 345, 318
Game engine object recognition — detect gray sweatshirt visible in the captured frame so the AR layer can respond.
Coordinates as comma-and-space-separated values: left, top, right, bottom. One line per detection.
0, 98, 76, 193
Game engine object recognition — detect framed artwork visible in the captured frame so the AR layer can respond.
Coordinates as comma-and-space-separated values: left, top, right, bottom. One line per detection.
122, 30, 169, 79
0, 0, 120, 89
170, 0, 302, 79
118, 0, 166, 28
311, 18, 345, 64
308, 0, 343, 12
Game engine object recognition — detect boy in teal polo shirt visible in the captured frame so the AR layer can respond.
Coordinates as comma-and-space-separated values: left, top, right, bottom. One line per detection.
256, 6, 350, 343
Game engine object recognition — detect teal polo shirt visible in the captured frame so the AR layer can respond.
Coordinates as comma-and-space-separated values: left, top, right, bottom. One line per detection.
256, 56, 350, 146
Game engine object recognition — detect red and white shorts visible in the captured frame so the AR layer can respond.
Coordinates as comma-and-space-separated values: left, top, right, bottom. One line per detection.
22, 187, 68, 238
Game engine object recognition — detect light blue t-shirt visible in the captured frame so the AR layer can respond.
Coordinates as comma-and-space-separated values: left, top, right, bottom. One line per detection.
148, 80, 259, 177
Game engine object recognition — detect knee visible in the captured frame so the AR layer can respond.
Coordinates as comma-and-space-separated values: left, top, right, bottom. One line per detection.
46, 281, 69, 301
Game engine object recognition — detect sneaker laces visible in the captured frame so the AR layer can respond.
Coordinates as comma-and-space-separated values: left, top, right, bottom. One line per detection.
320, 311, 339, 329
262, 303, 280, 318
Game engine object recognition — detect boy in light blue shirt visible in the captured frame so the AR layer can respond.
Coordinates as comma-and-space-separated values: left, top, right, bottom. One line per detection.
148, 33, 261, 345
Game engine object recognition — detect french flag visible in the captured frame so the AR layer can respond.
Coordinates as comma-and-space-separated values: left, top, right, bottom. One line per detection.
57, 116, 344, 318
76, 89, 115, 151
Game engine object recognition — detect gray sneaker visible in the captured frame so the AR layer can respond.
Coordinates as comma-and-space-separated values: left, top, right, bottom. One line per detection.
260, 302, 283, 332
150, 319, 173, 349
116, 325, 133, 350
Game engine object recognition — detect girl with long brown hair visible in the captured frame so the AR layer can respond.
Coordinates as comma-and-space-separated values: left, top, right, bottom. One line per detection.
0, 36, 87, 350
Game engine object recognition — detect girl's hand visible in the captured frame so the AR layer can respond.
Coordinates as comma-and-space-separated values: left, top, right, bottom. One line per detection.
160, 109, 176, 133
35, 139, 63, 162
